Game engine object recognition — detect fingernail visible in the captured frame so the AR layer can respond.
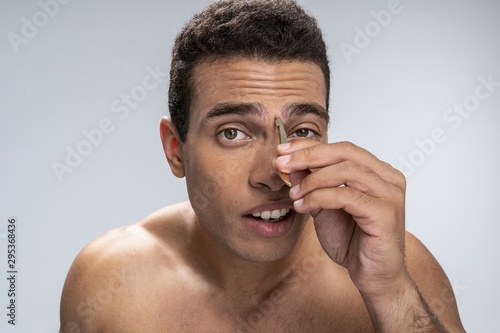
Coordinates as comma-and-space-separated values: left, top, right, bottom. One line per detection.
278, 143, 291, 150
294, 198, 304, 208
276, 155, 291, 165
290, 184, 300, 196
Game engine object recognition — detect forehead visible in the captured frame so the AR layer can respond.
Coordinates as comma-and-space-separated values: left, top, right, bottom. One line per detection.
189, 57, 327, 117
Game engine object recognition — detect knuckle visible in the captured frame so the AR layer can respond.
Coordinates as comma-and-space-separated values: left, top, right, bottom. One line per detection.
343, 160, 356, 173
336, 141, 355, 151
343, 186, 367, 205
356, 191, 372, 206
389, 167, 407, 190
395, 169, 407, 189
383, 162, 407, 190
302, 146, 314, 158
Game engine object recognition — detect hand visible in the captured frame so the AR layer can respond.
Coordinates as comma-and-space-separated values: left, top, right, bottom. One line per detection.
275, 140, 409, 298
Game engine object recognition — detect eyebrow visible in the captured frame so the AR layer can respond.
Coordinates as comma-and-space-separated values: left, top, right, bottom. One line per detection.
283, 102, 330, 125
203, 103, 264, 122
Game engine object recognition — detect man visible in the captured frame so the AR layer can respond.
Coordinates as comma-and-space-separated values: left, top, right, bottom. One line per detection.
60, 0, 466, 332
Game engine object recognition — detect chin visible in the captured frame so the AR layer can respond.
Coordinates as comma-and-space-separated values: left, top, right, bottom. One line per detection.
224, 227, 304, 264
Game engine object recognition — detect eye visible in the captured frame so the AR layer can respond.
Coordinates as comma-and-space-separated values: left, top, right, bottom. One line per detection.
217, 128, 248, 141
289, 128, 317, 139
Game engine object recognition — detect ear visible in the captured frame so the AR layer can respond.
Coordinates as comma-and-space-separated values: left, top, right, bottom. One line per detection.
160, 117, 185, 178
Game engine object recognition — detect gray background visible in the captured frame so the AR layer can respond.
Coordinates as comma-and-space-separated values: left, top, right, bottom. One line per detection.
1, 0, 499, 331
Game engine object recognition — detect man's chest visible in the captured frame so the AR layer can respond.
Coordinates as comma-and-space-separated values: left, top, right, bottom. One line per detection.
103, 281, 373, 332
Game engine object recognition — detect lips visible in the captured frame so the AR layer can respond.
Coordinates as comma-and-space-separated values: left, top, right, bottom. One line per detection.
243, 204, 295, 237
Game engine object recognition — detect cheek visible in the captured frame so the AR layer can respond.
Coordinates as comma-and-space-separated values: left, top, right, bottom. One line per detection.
184, 142, 267, 213
187, 147, 253, 187
184, 151, 243, 211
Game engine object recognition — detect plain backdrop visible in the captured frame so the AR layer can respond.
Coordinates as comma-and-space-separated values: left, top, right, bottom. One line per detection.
1, 0, 499, 332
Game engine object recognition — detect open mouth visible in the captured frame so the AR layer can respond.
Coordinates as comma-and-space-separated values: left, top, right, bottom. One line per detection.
246, 208, 291, 223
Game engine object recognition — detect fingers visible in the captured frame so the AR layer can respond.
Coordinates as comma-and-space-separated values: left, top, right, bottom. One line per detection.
289, 169, 310, 187
289, 160, 397, 199
274, 140, 406, 233
293, 186, 373, 219
276, 140, 406, 191
293, 186, 404, 234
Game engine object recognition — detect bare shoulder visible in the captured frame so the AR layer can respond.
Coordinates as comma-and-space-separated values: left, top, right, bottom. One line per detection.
59, 201, 194, 333
404, 231, 466, 332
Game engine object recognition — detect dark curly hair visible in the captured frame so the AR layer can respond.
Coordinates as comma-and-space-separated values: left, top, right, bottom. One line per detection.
168, 0, 330, 142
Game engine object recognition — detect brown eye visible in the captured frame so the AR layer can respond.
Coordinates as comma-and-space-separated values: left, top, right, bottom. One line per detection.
289, 128, 318, 139
295, 128, 310, 137
217, 128, 249, 144
223, 129, 238, 140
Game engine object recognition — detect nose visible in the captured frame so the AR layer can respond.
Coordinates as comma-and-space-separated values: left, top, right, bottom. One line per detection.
248, 130, 287, 192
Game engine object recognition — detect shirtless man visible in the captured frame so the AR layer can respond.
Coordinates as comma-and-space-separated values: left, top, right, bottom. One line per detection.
60, 0, 466, 332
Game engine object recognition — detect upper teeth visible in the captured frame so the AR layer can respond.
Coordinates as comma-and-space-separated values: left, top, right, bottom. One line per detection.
252, 209, 290, 220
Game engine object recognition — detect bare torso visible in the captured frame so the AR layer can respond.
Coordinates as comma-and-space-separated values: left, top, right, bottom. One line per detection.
60, 201, 460, 332
98, 263, 373, 332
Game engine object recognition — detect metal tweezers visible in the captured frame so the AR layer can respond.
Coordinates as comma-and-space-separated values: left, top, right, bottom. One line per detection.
275, 117, 291, 187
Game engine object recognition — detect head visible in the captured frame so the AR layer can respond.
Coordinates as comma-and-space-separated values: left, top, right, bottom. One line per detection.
168, 0, 330, 142
161, 0, 330, 263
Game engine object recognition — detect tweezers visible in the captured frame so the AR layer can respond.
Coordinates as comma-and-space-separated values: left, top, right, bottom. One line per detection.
275, 117, 291, 187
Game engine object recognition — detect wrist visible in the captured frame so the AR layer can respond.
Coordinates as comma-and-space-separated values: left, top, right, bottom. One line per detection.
360, 270, 418, 312
360, 273, 448, 333
359, 269, 414, 306
360, 272, 418, 333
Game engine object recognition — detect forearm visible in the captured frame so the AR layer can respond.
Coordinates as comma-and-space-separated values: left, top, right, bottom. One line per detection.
361, 275, 448, 333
